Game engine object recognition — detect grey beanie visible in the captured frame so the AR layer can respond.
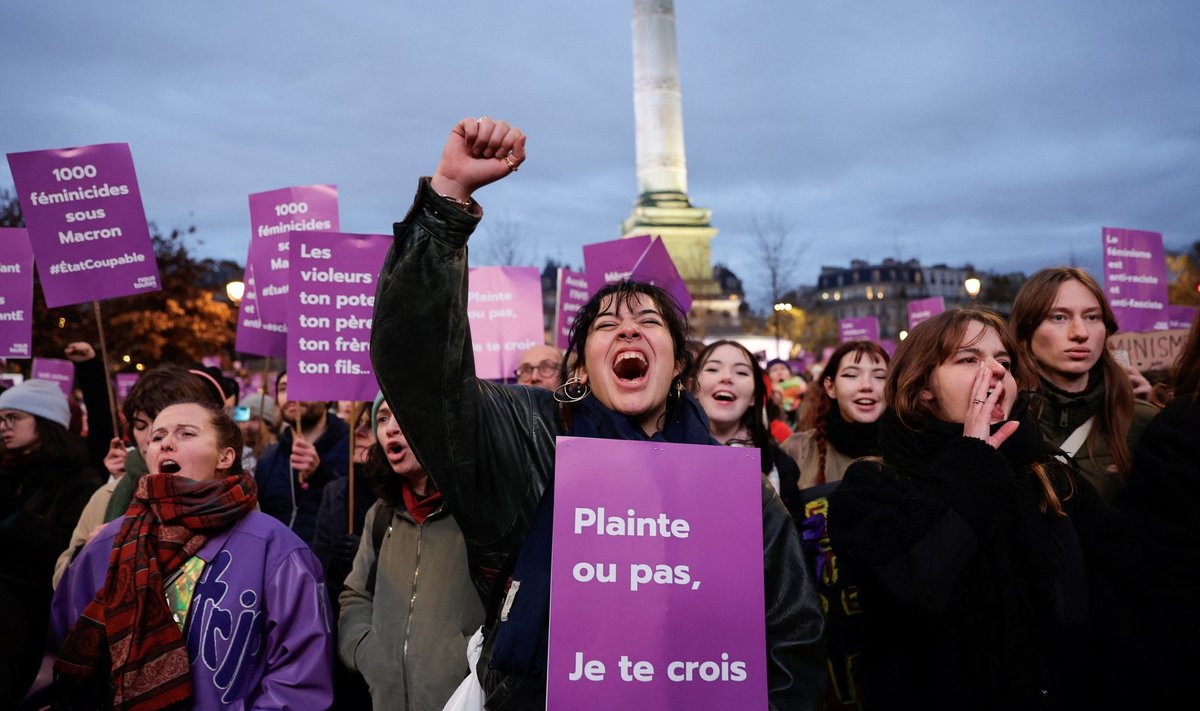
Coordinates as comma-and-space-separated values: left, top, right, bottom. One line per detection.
371, 390, 387, 426
0, 379, 71, 428
238, 392, 279, 428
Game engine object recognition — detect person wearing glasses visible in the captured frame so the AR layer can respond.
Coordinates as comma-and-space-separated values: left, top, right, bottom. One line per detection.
513, 344, 562, 390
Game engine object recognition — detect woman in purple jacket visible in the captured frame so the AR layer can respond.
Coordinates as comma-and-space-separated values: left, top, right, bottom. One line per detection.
50, 401, 333, 711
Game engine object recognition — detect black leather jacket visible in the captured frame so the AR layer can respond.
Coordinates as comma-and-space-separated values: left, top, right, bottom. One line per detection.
371, 178, 826, 709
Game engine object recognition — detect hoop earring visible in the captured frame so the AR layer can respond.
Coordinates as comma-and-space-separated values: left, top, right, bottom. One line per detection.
554, 375, 591, 404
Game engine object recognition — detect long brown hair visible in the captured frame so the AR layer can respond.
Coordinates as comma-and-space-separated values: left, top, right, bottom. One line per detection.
692, 339, 777, 474
1010, 267, 1135, 480
888, 309, 1067, 515
1172, 307, 1200, 400
798, 341, 890, 483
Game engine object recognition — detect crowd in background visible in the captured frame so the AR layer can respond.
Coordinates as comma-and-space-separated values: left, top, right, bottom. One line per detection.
2, 114, 1198, 711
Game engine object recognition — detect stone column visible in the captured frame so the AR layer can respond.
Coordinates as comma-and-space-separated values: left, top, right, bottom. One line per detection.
632, 0, 688, 200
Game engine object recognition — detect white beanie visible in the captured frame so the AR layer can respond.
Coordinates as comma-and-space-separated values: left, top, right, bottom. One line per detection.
0, 379, 71, 428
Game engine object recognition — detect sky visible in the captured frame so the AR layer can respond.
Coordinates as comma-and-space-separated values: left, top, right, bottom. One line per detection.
4, 0, 1199, 310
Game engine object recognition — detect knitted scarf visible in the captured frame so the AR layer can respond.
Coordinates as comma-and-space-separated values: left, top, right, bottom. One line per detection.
488, 391, 715, 675
56, 471, 257, 711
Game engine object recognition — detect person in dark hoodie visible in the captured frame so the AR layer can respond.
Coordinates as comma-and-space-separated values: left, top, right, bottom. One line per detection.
0, 379, 101, 707
255, 370, 349, 544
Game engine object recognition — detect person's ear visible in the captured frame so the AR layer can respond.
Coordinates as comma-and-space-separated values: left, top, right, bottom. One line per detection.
575, 364, 588, 385
823, 376, 836, 400
217, 446, 237, 471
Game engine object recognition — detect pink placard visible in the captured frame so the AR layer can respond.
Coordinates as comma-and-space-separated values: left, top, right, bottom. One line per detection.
115, 373, 140, 401
6, 143, 161, 307
245, 185, 339, 324
555, 268, 589, 350
547, 437, 768, 708
286, 231, 390, 402
467, 266, 545, 381
907, 296, 944, 330
839, 316, 880, 344
32, 357, 75, 398
235, 264, 287, 358
1102, 227, 1169, 332
0, 228, 34, 358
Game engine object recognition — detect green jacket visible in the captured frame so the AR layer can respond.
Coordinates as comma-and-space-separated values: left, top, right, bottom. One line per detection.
1032, 376, 1158, 503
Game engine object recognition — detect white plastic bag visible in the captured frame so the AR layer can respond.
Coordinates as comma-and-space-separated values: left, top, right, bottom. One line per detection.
442, 626, 486, 711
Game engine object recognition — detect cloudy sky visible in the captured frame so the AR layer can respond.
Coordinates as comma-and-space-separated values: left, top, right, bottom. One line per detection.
4, 1, 1198, 309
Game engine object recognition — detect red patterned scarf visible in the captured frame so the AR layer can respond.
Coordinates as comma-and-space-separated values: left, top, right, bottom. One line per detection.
56, 471, 257, 711
401, 481, 442, 525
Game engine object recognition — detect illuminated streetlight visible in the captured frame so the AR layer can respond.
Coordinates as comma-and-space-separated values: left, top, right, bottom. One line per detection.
899, 330, 909, 341
963, 277, 982, 299
226, 280, 246, 304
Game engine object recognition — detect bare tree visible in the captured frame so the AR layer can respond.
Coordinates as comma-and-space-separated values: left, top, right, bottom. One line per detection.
477, 215, 529, 266
751, 210, 807, 312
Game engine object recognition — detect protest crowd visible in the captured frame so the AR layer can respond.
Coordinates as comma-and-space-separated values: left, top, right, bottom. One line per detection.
1, 116, 1198, 711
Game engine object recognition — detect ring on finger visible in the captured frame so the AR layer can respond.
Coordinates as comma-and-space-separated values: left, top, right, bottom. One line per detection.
972, 398, 985, 404
503, 154, 518, 172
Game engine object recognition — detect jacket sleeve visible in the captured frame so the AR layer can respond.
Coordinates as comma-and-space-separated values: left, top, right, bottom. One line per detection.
762, 481, 827, 711
370, 178, 557, 589
252, 547, 334, 711
337, 503, 383, 679
828, 438, 1017, 618
52, 481, 114, 589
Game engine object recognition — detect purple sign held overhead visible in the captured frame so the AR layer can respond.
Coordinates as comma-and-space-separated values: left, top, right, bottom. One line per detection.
555, 268, 589, 350
246, 185, 339, 324
32, 357, 75, 398
235, 265, 287, 358
1167, 305, 1198, 330
6, 143, 161, 307
629, 237, 692, 313
907, 296, 944, 330
1102, 227, 1169, 332
583, 235, 652, 297
0, 228, 35, 358
286, 231, 390, 402
467, 266, 545, 381
548, 437, 767, 709
115, 373, 140, 401
839, 316, 880, 344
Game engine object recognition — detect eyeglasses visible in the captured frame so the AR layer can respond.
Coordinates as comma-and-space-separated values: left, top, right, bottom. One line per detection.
514, 360, 561, 381
0, 412, 31, 428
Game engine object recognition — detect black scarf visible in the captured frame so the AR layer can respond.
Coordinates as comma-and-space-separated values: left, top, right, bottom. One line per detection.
824, 407, 882, 460
488, 391, 715, 675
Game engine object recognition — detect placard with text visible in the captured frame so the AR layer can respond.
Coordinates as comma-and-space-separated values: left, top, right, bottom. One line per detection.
583, 235, 652, 297
235, 265, 287, 358
115, 373, 140, 401
0, 228, 35, 358
246, 185, 339, 324
6, 143, 161, 307
906, 296, 944, 330
286, 231, 389, 401
839, 316, 880, 343
32, 357, 75, 398
1102, 227, 1168, 332
467, 266, 544, 381
555, 268, 589, 350
547, 437, 767, 709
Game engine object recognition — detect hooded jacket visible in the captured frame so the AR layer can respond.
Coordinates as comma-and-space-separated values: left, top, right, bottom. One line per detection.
369, 178, 826, 710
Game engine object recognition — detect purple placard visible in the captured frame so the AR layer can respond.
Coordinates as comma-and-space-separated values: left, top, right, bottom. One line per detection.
32, 357, 75, 398
235, 264, 287, 358
821, 346, 836, 364
467, 266, 545, 381
629, 237, 693, 313
0, 374, 22, 389
555, 268, 589, 350
1102, 227, 1169, 332
907, 296, 945, 330
246, 185, 339, 324
6, 143, 161, 308
583, 235, 653, 297
286, 231, 390, 402
839, 316, 880, 344
547, 437, 767, 708
1167, 304, 1198, 331
0, 228, 35, 358
115, 373, 140, 401
881, 338, 899, 358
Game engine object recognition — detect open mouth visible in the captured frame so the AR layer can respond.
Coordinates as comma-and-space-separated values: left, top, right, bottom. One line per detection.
712, 390, 737, 402
613, 351, 649, 381
853, 398, 877, 407
386, 442, 407, 458
159, 459, 181, 474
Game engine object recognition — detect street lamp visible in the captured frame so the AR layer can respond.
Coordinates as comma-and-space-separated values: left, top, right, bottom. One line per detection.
773, 302, 793, 359
226, 280, 245, 304
963, 276, 982, 300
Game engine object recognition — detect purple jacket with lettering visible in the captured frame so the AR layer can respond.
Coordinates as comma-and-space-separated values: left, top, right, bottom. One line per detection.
52, 510, 334, 710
